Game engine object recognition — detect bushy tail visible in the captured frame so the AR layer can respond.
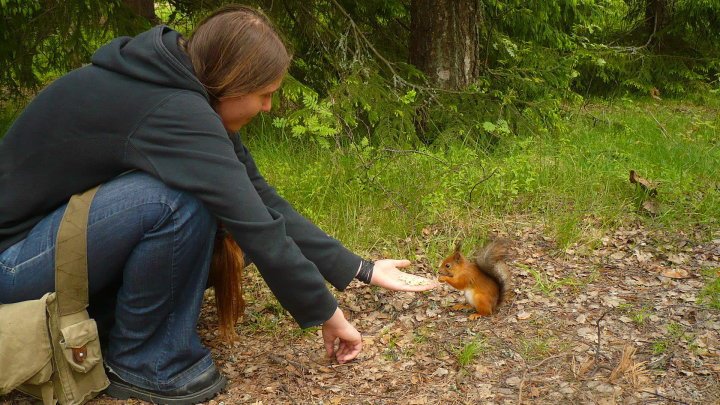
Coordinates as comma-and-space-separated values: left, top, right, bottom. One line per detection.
474, 239, 511, 306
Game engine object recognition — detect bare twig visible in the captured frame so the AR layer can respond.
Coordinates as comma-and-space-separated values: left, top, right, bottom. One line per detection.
590, 310, 611, 376
648, 111, 668, 138
467, 168, 498, 204
518, 352, 571, 404
517, 367, 528, 404
268, 354, 305, 371
640, 390, 690, 405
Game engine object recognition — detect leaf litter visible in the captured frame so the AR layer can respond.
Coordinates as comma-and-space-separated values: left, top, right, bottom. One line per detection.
3, 219, 719, 404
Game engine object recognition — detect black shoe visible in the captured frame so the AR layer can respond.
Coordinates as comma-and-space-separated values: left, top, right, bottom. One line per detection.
105, 365, 227, 405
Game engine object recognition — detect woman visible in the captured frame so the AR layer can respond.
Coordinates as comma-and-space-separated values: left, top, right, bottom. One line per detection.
0, 4, 436, 404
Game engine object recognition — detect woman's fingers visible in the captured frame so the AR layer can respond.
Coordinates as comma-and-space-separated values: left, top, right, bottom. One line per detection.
392, 259, 412, 268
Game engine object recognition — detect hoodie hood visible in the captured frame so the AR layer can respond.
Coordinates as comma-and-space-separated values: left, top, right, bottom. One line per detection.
91, 25, 207, 99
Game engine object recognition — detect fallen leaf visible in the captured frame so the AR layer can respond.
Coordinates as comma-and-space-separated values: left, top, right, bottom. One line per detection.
642, 199, 660, 216
432, 367, 449, 377
629, 170, 658, 196
667, 254, 687, 265
661, 268, 690, 279
505, 376, 522, 386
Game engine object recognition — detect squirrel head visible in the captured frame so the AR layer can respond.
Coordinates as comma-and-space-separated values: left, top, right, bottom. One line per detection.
438, 242, 467, 276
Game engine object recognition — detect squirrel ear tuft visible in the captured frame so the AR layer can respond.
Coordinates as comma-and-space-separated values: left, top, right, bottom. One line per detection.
453, 242, 463, 261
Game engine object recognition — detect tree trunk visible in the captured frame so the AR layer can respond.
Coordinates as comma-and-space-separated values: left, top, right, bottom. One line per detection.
644, 0, 667, 48
123, 0, 158, 24
409, 0, 483, 90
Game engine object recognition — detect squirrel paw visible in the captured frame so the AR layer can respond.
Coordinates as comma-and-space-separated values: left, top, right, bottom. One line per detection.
451, 303, 474, 311
468, 313, 486, 320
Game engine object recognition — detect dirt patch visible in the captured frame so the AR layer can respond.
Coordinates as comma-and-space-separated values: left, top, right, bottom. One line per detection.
4, 221, 719, 404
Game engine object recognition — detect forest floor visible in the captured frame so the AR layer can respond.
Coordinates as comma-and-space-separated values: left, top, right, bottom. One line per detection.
4, 219, 719, 405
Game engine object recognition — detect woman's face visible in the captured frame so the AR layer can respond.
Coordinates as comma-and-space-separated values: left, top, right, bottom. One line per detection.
216, 76, 283, 132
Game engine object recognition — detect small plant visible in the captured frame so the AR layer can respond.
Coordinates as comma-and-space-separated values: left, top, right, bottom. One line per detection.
519, 336, 553, 361
244, 311, 281, 334
651, 322, 689, 356
699, 268, 720, 310
455, 337, 488, 368
630, 307, 653, 325
520, 264, 581, 296
651, 339, 669, 355
618, 303, 654, 326
412, 327, 430, 344
382, 336, 400, 361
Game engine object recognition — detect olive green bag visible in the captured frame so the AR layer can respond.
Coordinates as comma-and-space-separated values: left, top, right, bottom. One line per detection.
0, 187, 109, 404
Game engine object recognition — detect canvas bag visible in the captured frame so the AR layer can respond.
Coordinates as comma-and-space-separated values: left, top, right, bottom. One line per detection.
0, 186, 109, 404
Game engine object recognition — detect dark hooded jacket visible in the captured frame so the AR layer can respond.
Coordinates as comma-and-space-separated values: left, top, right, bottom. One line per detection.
0, 26, 361, 327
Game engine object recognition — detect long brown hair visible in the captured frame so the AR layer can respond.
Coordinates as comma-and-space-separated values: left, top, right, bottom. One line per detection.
209, 224, 245, 341
187, 5, 290, 340
185, 4, 291, 103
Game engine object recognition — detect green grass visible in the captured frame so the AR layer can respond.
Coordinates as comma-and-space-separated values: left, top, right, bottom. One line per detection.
247, 97, 719, 258
699, 268, 720, 310
454, 337, 488, 367
651, 321, 691, 356
2, 96, 717, 259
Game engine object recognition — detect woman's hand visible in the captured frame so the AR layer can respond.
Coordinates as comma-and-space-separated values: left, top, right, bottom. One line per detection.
322, 307, 362, 364
369, 259, 439, 291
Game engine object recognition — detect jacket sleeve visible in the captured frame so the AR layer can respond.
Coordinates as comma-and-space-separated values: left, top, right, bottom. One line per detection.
127, 93, 337, 328
230, 133, 361, 291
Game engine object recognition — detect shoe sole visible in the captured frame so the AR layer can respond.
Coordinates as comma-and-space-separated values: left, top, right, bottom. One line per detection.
105, 374, 227, 405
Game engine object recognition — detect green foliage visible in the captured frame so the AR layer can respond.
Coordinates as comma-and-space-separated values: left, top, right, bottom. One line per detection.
272, 71, 419, 147
0, 0, 149, 96
246, 96, 718, 254
2, 1, 718, 250
4, 0, 719, 143
573, 0, 720, 97
699, 268, 720, 310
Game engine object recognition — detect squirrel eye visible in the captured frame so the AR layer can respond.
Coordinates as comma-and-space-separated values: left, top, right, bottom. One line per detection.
444, 263, 450, 268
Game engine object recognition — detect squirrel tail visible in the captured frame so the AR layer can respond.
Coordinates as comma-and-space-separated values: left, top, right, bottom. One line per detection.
474, 239, 511, 306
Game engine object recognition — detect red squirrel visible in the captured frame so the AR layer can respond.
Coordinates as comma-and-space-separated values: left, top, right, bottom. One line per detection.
438, 240, 511, 319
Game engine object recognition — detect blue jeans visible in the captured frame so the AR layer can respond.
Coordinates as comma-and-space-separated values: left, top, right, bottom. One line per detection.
0, 172, 217, 391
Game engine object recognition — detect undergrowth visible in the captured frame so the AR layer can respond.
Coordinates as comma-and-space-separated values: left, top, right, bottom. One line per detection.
248, 97, 719, 262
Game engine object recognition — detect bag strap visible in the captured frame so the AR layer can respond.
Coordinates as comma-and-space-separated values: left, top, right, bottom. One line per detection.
55, 186, 100, 317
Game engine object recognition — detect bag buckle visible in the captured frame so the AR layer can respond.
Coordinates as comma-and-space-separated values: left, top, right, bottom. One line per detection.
72, 346, 87, 364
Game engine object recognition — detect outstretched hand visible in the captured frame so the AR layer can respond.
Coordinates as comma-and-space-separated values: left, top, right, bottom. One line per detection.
369, 259, 439, 291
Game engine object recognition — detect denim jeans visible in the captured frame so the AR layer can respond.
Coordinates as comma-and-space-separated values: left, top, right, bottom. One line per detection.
0, 172, 217, 391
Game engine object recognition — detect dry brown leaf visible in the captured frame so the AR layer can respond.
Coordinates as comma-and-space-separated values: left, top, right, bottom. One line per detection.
629, 170, 658, 196
661, 268, 690, 279
641, 199, 660, 216
576, 357, 596, 377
